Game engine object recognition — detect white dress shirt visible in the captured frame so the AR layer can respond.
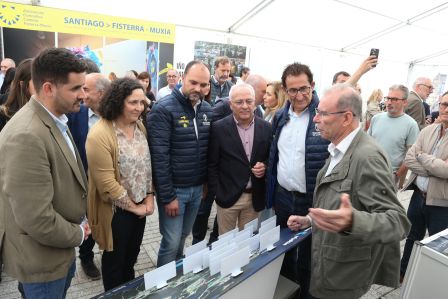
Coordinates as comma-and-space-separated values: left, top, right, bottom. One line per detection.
277, 106, 309, 192
325, 127, 361, 177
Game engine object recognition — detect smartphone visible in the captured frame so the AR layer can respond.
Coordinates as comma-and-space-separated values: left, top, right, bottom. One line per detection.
370, 48, 379, 67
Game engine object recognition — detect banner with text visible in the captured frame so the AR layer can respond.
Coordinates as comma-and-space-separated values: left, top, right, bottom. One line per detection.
0, 2, 175, 43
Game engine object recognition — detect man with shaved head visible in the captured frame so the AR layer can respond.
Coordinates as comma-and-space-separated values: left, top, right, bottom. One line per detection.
148, 60, 213, 266
406, 77, 434, 130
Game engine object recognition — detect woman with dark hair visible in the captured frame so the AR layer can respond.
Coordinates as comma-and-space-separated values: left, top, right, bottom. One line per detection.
0, 67, 16, 103
0, 59, 34, 131
86, 77, 154, 291
137, 71, 156, 103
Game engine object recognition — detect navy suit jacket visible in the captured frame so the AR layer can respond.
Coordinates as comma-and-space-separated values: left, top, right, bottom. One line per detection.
67, 105, 89, 173
208, 115, 272, 211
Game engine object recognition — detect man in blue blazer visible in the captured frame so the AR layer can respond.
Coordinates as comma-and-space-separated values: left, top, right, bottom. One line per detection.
68, 72, 110, 279
208, 83, 272, 233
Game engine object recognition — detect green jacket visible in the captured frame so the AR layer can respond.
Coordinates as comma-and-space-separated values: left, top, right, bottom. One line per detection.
310, 130, 410, 299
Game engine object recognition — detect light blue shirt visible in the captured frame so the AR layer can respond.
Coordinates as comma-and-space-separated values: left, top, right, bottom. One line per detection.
277, 106, 309, 192
88, 108, 100, 129
38, 101, 76, 160
368, 112, 419, 171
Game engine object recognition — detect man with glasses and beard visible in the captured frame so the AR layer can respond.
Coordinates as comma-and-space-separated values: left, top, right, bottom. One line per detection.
368, 85, 419, 189
266, 63, 329, 298
148, 60, 212, 267
406, 77, 434, 130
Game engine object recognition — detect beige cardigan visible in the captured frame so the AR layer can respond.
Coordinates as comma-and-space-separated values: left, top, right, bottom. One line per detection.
86, 118, 147, 251
403, 123, 448, 207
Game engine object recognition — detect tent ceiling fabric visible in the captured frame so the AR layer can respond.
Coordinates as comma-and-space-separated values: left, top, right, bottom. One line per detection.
40, 0, 448, 65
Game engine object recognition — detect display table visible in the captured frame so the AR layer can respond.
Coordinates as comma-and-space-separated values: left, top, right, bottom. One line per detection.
93, 228, 310, 299
400, 228, 448, 299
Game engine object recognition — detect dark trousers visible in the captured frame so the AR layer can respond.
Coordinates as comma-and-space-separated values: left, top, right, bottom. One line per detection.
79, 234, 95, 263
192, 194, 219, 244
101, 207, 146, 291
274, 184, 312, 299
400, 189, 448, 276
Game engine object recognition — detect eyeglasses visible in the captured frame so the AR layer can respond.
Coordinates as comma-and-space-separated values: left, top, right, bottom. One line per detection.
418, 84, 434, 91
315, 108, 354, 117
384, 96, 406, 102
167, 75, 177, 79
232, 99, 255, 106
439, 102, 448, 109
286, 86, 311, 97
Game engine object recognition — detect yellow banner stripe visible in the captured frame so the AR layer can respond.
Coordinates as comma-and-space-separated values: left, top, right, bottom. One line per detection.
0, 2, 175, 43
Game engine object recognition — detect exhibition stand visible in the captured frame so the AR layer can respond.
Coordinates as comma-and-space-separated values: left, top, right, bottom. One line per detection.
400, 228, 448, 299
92, 227, 310, 299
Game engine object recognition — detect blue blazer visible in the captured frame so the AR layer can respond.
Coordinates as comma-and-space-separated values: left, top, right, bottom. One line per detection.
67, 104, 89, 173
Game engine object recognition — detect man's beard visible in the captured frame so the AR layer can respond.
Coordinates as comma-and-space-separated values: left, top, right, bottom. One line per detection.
188, 92, 202, 102
219, 75, 228, 83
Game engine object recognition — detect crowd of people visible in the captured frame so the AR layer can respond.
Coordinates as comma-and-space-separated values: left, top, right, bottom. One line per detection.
0, 48, 447, 299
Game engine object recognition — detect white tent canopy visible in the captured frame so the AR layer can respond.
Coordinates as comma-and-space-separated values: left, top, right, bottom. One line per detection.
38, 0, 448, 64
19, 0, 448, 99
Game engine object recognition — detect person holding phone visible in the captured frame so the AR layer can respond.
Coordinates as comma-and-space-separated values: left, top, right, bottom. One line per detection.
332, 50, 379, 93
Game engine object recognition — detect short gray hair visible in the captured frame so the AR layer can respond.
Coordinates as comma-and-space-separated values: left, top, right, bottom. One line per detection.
413, 77, 431, 89
229, 83, 255, 100
389, 84, 409, 100
96, 76, 111, 93
326, 83, 362, 120
87, 73, 111, 93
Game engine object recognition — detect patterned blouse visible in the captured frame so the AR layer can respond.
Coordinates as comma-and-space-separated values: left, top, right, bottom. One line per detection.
114, 123, 152, 205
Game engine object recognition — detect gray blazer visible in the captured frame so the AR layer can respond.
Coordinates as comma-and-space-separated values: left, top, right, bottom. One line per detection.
0, 97, 87, 283
309, 130, 410, 299
405, 91, 426, 130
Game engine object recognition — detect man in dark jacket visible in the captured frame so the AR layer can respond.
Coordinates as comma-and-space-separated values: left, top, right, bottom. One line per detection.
148, 60, 213, 266
208, 83, 272, 234
209, 56, 233, 106
192, 74, 266, 244
67, 72, 110, 280
266, 63, 329, 298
